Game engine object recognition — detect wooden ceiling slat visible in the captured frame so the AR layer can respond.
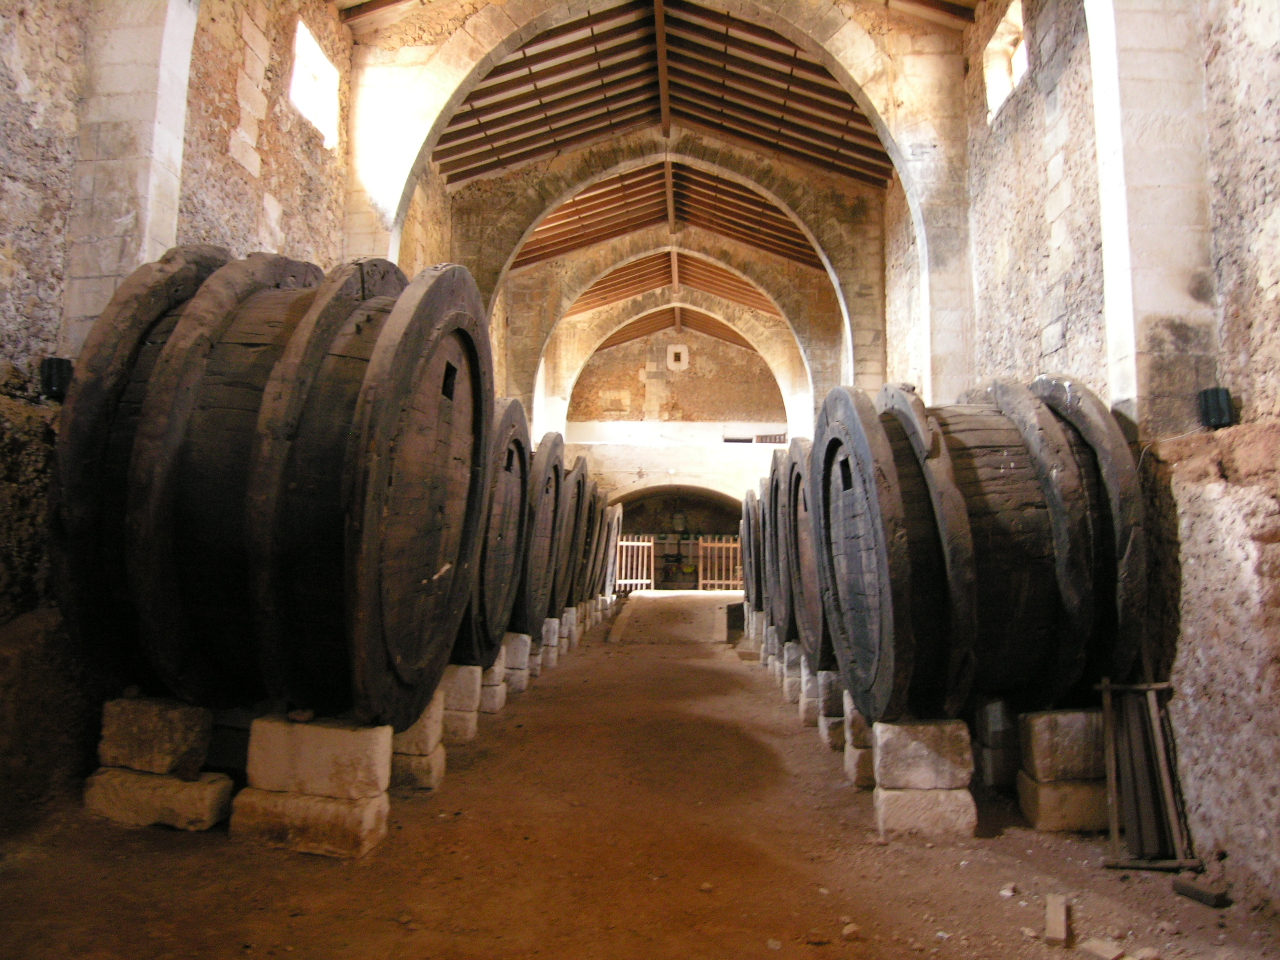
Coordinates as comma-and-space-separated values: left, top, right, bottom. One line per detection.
464, 35, 655, 105
655, 0, 673, 136
663, 0, 797, 51
663, 35, 853, 111
678, 209, 820, 266
671, 107, 889, 186
521, 198, 668, 250
486, 19, 654, 81
674, 194, 810, 256
671, 83, 894, 171
440, 103, 660, 176
663, 18, 830, 80
436, 83, 657, 164
536, 174, 666, 230
667, 65, 882, 150
680, 310, 753, 348
674, 177, 798, 233
514, 216, 668, 268
445, 110, 660, 183
450, 59, 651, 127
516, 0, 653, 50
440, 69, 658, 149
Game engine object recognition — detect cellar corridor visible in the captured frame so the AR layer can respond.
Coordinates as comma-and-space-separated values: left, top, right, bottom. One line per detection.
0, 593, 1269, 960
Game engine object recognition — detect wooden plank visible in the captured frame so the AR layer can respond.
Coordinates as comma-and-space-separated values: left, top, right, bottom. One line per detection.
486, 19, 654, 81
461, 36, 655, 106
663, 17, 829, 79
449, 58, 652, 127
665, 37, 862, 113
655, 0, 672, 137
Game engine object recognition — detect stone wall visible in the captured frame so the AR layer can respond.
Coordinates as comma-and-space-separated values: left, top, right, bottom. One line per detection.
964, 0, 1106, 397
1152, 423, 1280, 903
0, 364, 56, 627
884, 175, 926, 388
177, 0, 351, 268
1200, 0, 1280, 423
0, 0, 86, 369
566, 327, 786, 424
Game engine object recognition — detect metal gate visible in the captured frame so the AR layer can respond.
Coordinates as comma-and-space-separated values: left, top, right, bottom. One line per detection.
697, 535, 742, 590
615, 535, 655, 593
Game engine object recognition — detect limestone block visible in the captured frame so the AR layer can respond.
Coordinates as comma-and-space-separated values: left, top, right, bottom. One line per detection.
247, 716, 391, 800
974, 745, 1020, 790
872, 720, 973, 790
84, 768, 233, 831
443, 710, 478, 743
542, 618, 560, 653
973, 699, 1018, 748
875, 787, 977, 837
560, 609, 576, 640
1019, 710, 1105, 782
842, 691, 872, 748
800, 657, 816, 701
391, 745, 446, 790
231, 788, 389, 858
98, 697, 213, 780
528, 647, 543, 678
482, 646, 507, 685
505, 667, 530, 693
440, 664, 483, 713
817, 670, 844, 718
503, 633, 531, 671
783, 676, 802, 704
763, 625, 778, 658
479, 683, 507, 714
783, 641, 802, 676
543, 640, 559, 670
818, 713, 845, 751
844, 745, 874, 788
391, 689, 443, 757
799, 695, 820, 726
1016, 770, 1107, 832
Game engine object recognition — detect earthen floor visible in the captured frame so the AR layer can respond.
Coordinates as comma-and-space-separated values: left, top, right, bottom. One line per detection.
0, 591, 1275, 959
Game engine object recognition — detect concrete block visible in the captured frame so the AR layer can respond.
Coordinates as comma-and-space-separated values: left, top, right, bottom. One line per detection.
84, 768, 233, 831
799, 695, 820, 726
973, 699, 1018, 748
1016, 770, 1107, 832
479, 683, 507, 714
231, 788, 388, 858
505, 667, 529, 693
817, 671, 843, 718
443, 710, 478, 743
98, 697, 213, 780
843, 691, 871, 748
391, 689, 443, 756
818, 713, 845, 751
974, 745, 1020, 790
845, 745, 874, 788
1019, 710, 1105, 782
875, 787, 977, 837
503, 633, 531, 671
247, 716, 391, 800
872, 720, 974, 790
391, 745, 446, 790
440, 665, 483, 713
783, 676, 802, 704
482, 646, 507, 684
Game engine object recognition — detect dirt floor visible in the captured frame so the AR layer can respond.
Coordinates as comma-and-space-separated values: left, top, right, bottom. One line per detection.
0, 591, 1277, 960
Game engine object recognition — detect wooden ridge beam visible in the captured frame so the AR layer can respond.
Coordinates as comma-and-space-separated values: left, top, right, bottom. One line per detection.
655, 0, 672, 137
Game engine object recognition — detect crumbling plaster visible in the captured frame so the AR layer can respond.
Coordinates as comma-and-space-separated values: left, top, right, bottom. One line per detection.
565, 326, 788, 424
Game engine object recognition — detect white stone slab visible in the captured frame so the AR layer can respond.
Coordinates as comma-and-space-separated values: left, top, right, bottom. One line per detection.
872, 720, 973, 790
231, 787, 389, 858
440, 664, 483, 713
392, 688, 443, 756
391, 745, 446, 791
443, 709, 478, 743
98, 697, 213, 780
818, 713, 845, 751
85, 768, 233, 831
479, 683, 507, 714
482, 646, 507, 685
502, 633, 531, 671
844, 745, 874, 788
1019, 710, 1105, 782
1016, 770, 1107, 832
505, 667, 530, 693
842, 691, 872, 748
875, 786, 977, 837
247, 716, 391, 800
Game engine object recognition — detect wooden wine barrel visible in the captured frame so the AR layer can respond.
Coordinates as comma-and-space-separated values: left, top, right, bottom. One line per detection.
601, 503, 622, 598
582, 487, 609, 602
55, 244, 233, 690
451, 398, 532, 669
783, 438, 835, 672
570, 479, 600, 605
740, 489, 758, 612
812, 377, 1135, 723
510, 432, 565, 637
766, 447, 797, 644
549, 456, 587, 617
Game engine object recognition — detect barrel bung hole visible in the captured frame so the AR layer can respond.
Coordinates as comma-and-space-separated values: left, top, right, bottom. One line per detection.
442, 362, 457, 399
505, 448, 515, 472
839, 456, 854, 491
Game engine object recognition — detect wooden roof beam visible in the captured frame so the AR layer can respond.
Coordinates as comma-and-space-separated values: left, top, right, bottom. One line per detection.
655, 0, 672, 137
664, 159, 677, 235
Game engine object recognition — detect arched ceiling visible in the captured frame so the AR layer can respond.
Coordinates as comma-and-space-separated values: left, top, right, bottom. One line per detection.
511, 160, 824, 270
563, 251, 779, 317
427, 0, 908, 187
596, 305, 754, 350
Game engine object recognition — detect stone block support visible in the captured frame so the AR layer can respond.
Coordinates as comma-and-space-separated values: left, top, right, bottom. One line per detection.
61, 0, 199, 356
85, 768, 234, 831
98, 697, 213, 780
247, 717, 391, 800
872, 720, 974, 790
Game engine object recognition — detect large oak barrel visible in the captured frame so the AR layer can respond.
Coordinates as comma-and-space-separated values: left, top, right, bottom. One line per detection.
510, 433, 564, 636
570, 480, 601, 605
582, 487, 609, 602
784, 438, 834, 672
600, 503, 622, 598
55, 245, 234, 690
549, 456, 587, 616
452, 398, 532, 669
809, 379, 1143, 723
58, 252, 494, 730
766, 447, 797, 644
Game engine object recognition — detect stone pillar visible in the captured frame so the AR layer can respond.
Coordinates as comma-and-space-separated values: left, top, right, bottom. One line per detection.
1084, 0, 1218, 435
60, 0, 199, 357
